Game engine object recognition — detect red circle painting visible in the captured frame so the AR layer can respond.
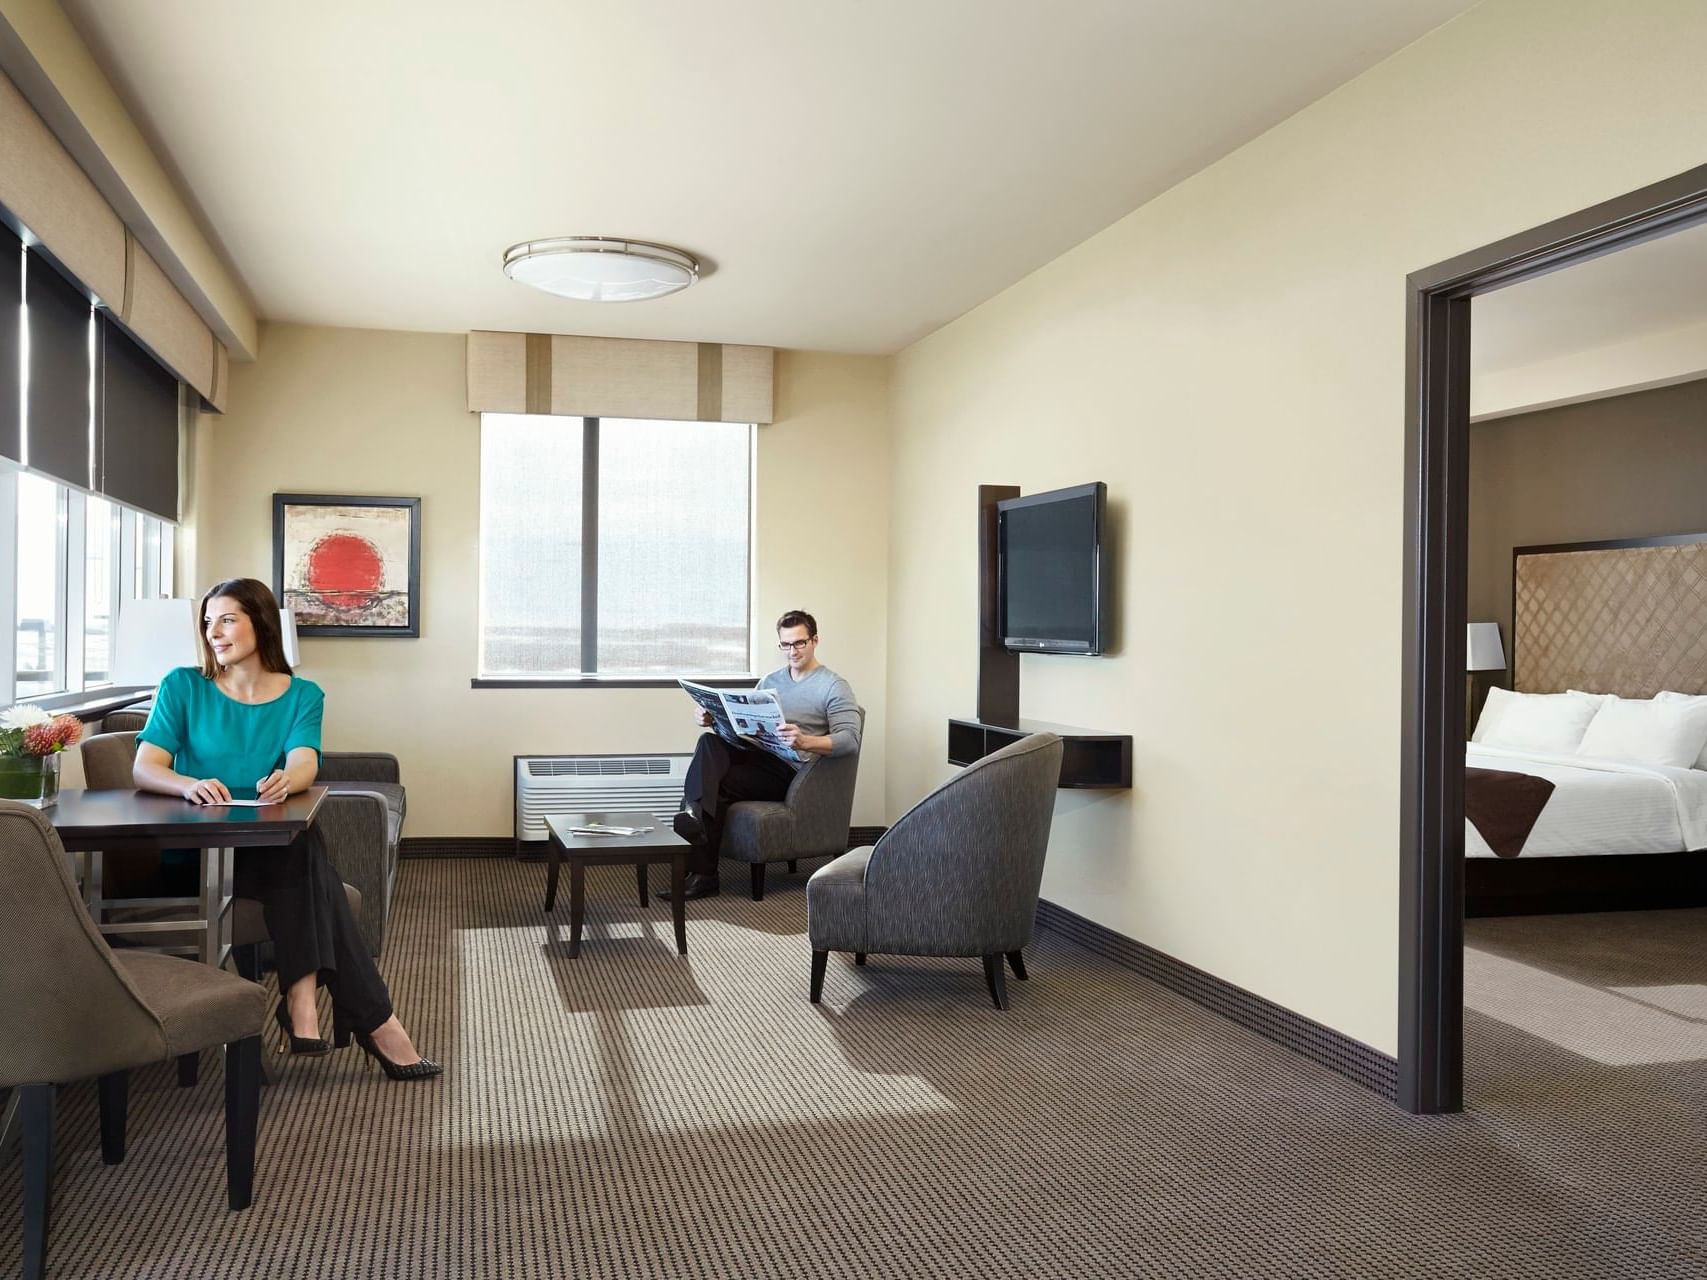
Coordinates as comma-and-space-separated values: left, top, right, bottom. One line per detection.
306, 532, 384, 612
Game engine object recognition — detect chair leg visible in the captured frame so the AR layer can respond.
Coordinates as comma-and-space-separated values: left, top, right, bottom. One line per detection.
232, 942, 261, 982
97, 1071, 128, 1164
787, 859, 798, 874
982, 955, 1009, 1010
854, 952, 867, 966
751, 863, 766, 902
810, 950, 828, 1003
20, 1083, 54, 1280
1006, 950, 1028, 980
177, 1051, 199, 1087
225, 1035, 262, 1211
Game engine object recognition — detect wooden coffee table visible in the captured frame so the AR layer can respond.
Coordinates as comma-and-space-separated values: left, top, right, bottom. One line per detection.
543, 812, 690, 958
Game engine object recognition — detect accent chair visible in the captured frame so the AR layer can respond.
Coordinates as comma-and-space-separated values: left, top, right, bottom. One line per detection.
723, 708, 865, 901
806, 731, 1062, 1009
0, 799, 267, 1280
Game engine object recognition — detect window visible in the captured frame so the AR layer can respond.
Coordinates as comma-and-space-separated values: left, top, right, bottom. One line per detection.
3, 465, 176, 703
479, 414, 753, 679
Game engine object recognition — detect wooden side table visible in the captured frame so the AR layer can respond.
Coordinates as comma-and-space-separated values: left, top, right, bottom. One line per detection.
544, 812, 690, 958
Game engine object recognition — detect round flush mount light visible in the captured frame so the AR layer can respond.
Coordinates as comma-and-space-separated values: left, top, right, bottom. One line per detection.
502, 236, 700, 303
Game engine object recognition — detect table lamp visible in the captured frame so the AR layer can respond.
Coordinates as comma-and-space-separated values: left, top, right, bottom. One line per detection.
111, 598, 198, 688
1466, 622, 1506, 734
280, 608, 301, 669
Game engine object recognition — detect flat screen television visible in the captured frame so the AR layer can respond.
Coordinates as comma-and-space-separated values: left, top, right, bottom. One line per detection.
997, 481, 1109, 654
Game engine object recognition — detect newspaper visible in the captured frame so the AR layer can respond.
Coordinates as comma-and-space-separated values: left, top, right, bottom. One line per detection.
678, 679, 803, 764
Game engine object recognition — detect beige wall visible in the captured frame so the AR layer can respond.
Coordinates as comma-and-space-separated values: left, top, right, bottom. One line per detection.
1469, 378, 1707, 656
885, 0, 1707, 1055
194, 324, 889, 838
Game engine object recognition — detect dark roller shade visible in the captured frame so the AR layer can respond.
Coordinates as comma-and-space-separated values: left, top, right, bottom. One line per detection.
0, 226, 18, 463
100, 313, 179, 521
25, 247, 92, 488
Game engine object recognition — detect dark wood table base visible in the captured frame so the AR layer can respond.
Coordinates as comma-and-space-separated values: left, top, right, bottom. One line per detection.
544, 816, 689, 958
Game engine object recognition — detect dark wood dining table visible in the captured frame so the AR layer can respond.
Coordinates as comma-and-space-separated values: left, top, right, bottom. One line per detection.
47, 786, 327, 969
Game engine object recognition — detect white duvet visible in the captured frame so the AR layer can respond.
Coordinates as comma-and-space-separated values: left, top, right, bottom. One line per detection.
1465, 744, 1707, 859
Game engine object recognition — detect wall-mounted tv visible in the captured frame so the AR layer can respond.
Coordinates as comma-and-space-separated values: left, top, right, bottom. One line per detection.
997, 481, 1109, 655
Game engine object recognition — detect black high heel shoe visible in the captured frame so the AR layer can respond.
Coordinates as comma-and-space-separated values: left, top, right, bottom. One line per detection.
273, 1001, 331, 1057
352, 1030, 443, 1081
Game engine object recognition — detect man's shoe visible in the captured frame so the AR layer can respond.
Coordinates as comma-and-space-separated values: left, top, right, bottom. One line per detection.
673, 809, 706, 844
657, 873, 720, 902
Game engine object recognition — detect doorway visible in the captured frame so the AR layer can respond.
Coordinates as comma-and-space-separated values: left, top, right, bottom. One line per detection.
1398, 162, 1707, 1115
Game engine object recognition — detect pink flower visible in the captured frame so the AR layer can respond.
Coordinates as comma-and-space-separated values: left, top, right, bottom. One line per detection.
22, 715, 83, 755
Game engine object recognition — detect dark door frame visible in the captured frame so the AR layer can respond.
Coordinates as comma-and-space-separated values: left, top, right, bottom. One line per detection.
1398, 161, 1707, 1115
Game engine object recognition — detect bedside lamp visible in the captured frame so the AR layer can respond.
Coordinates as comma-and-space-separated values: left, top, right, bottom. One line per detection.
1466, 622, 1506, 735
111, 598, 198, 688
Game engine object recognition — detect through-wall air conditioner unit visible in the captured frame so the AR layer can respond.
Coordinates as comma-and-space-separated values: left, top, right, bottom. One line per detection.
513, 754, 691, 847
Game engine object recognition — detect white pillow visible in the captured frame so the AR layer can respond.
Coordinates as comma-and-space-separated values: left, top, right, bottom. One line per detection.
1654, 691, 1707, 769
1471, 688, 1602, 754
1577, 694, 1707, 769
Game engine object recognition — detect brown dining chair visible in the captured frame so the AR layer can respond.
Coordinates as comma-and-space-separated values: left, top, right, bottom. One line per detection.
0, 799, 267, 1280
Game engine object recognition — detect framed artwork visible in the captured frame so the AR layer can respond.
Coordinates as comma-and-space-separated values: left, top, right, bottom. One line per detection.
273, 493, 421, 638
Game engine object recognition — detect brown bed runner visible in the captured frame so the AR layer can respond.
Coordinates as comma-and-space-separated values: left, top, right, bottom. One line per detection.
1465, 767, 1557, 858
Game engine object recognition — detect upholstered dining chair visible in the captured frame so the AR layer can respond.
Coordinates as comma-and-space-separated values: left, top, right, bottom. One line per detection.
723, 708, 865, 901
806, 731, 1063, 1009
0, 799, 267, 1280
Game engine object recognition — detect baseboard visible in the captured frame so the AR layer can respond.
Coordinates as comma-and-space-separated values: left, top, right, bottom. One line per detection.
400, 837, 515, 859
1034, 898, 1398, 1103
407, 828, 892, 861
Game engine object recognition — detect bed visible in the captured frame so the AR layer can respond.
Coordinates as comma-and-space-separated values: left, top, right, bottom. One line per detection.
1464, 533, 1707, 915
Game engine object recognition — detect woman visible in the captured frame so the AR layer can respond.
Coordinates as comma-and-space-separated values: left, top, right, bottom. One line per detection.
133, 577, 440, 1081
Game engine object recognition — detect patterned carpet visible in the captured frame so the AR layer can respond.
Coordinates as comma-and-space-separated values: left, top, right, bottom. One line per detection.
3, 859, 1706, 1279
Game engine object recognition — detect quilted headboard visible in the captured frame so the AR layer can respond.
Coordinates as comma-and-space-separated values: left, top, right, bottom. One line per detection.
1513, 533, 1707, 696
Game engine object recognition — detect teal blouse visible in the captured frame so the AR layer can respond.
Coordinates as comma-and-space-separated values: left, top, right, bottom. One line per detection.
137, 666, 324, 796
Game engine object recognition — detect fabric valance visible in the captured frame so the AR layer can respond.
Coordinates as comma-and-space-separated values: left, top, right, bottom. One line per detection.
466, 330, 774, 424
0, 68, 226, 412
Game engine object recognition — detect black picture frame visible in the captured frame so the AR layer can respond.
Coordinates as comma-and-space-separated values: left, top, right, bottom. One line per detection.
272, 493, 422, 638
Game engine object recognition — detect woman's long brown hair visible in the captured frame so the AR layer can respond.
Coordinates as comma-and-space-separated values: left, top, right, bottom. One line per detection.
197, 578, 293, 678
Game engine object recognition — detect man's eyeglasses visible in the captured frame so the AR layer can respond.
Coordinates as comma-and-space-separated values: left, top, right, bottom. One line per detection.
777, 638, 814, 652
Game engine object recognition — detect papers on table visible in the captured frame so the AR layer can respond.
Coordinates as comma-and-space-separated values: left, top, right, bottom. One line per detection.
568, 822, 653, 836
214, 798, 272, 807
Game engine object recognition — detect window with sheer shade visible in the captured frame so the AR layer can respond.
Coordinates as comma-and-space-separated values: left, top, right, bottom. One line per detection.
478, 414, 753, 679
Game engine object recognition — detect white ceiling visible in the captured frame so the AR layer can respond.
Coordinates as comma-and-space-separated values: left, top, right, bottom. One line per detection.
1473, 218, 1707, 372
62, 0, 1477, 353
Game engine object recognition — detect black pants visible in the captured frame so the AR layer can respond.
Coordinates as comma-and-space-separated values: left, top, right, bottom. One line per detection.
682, 733, 796, 876
232, 826, 394, 1035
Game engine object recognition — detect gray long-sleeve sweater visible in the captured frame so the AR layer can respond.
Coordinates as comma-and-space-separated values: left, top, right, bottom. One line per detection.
756, 664, 862, 763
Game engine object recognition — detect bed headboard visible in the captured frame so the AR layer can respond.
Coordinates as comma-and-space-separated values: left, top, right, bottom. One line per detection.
1513, 532, 1707, 696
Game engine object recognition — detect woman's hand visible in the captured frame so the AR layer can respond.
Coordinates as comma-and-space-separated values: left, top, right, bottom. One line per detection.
255, 770, 291, 804
693, 707, 713, 728
182, 776, 232, 805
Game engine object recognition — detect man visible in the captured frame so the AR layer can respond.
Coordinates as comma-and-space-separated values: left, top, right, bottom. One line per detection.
664, 609, 861, 899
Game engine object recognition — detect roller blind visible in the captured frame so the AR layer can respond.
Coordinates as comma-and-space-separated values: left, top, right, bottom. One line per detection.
99, 313, 178, 521
0, 225, 18, 462
25, 247, 92, 489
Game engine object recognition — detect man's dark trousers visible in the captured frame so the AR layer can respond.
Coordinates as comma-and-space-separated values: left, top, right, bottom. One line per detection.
682, 732, 796, 876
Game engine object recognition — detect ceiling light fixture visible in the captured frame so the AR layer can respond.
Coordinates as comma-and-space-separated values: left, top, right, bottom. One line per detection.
502, 236, 700, 303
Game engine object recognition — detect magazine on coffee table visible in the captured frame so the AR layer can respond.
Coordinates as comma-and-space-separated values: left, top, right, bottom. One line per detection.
678, 679, 803, 764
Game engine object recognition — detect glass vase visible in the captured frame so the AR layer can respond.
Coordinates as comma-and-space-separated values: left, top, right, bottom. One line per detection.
0, 752, 60, 808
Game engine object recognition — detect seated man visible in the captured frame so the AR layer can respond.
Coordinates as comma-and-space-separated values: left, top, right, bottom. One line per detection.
664, 609, 861, 899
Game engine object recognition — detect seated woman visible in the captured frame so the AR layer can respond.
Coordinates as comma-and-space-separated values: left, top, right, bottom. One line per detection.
132, 577, 440, 1082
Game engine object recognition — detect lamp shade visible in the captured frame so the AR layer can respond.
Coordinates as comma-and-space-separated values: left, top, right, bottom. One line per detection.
279, 608, 300, 669
1467, 622, 1506, 672
112, 598, 197, 686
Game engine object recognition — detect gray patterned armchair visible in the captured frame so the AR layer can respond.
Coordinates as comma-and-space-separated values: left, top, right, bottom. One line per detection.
806, 732, 1062, 1009
723, 708, 865, 901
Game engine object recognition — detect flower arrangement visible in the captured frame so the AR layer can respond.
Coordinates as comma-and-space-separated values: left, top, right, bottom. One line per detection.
0, 704, 84, 756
